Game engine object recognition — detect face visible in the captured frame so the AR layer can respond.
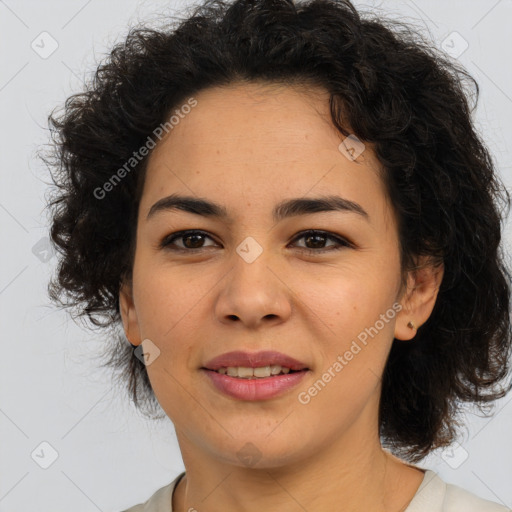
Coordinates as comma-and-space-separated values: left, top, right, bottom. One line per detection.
120, 81, 439, 469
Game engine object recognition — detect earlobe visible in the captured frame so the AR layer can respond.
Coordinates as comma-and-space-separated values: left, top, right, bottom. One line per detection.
394, 258, 444, 341
119, 281, 142, 346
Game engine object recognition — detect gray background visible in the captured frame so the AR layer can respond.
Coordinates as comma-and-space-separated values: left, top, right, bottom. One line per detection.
1, 0, 511, 510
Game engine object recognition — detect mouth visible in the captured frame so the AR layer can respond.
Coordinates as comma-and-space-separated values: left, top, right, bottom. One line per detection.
201, 367, 310, 401
202, 365, 306, 379
202, 350, 309, 373
201, 350, 310, 400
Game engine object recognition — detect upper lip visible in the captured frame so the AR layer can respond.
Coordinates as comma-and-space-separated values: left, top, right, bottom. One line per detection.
202, 351, 309, 371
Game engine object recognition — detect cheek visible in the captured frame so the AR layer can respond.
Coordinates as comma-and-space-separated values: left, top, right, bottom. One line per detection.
296, 266, 398, 378
132, 264, 205, 387
133, 262, 207, 339
294, 261, 392, 334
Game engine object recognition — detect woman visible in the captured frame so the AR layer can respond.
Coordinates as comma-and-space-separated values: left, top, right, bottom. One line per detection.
44, 0, 512, 510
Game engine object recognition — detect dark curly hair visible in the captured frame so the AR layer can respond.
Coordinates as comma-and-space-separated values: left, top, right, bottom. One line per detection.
43, 0, 512, 463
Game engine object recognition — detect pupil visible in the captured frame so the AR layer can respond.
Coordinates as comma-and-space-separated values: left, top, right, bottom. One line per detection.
306, 234, 325, 249
184, 234, 204, 248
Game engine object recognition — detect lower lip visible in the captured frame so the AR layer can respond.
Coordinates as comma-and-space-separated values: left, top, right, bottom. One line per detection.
202, 369, 309, 400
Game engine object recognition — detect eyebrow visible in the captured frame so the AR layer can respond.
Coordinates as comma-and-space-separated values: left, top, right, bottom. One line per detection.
146, 193, 370, 223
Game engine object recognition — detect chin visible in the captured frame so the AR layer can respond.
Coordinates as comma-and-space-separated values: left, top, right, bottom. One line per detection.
209, 435, 309, 470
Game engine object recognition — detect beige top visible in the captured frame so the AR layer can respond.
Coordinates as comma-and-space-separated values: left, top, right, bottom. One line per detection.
121, 469, 511, 511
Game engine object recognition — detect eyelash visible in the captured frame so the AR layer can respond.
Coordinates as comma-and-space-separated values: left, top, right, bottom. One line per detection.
159, 229, 352, 255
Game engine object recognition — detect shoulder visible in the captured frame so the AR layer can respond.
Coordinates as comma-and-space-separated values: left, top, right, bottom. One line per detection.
407, 469, 510, 512
120, 472, 185, 512
443, 478, 510, 512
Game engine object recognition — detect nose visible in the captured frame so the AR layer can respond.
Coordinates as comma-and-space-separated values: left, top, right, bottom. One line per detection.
213, 246, 292, 330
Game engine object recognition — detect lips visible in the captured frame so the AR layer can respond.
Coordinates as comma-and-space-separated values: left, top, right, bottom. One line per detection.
202, 350, 309, 371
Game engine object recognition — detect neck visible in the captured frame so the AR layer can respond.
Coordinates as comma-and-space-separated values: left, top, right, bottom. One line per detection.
172, 423, 425, 512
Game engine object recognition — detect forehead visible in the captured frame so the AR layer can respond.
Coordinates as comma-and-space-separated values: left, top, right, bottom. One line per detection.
148, 81, 354, 165
141, 82, 393, 229
164, 81, 338, 153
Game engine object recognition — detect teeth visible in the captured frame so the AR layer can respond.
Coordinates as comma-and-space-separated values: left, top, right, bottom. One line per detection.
271, 365, 282, 375
254, 366, 272, 377
216, 365, 292, 378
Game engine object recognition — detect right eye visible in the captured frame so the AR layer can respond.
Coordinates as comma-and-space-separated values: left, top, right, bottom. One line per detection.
159, 230, 218, 252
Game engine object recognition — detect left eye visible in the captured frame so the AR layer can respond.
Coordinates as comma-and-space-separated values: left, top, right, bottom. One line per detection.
159, 229, 352, 254
292, 230, 352, 252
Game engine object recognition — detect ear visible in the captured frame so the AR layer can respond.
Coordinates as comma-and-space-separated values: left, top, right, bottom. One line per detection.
119, 279, 142, 346
394, 257, 444, 341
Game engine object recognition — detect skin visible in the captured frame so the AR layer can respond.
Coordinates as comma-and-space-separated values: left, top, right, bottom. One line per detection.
120, 81, 444, 512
